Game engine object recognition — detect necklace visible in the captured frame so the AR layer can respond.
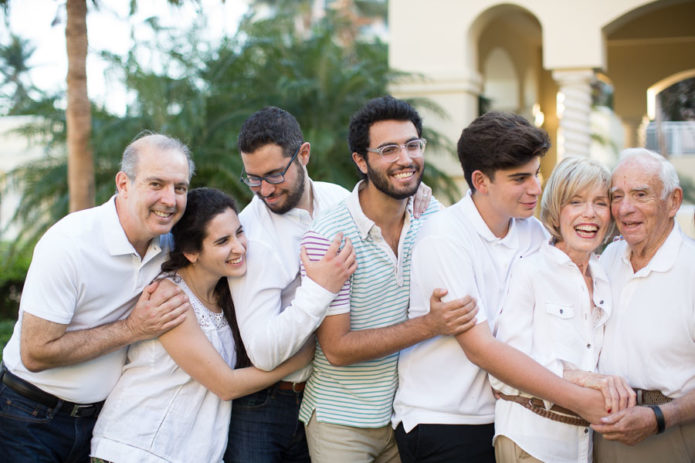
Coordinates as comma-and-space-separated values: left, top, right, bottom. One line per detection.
182, 277, 219, 311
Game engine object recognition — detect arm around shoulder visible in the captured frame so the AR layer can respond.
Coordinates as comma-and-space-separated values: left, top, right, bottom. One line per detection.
20, 280, 189, 372
159, 294, 314, 401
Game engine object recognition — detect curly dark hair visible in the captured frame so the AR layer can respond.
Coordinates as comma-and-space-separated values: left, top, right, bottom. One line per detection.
161, 187, 250, 368
348, 96, 422, 155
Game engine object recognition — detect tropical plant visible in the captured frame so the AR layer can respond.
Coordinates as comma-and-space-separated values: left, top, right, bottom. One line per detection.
4, 9, 459, 260
0, 34, 40, 114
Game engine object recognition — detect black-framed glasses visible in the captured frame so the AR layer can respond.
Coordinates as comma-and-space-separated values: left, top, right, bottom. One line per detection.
366, 138, 427, 163
240, 146, 301, 187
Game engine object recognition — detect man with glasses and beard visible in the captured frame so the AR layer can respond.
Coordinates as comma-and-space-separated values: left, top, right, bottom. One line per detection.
224, 106, 357, 463
297, 96, 478, 462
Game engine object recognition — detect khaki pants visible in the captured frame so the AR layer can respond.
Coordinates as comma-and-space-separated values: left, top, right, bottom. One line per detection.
306, 411, 401, 463
594, 420, 695, 463
494, 435, 543, 463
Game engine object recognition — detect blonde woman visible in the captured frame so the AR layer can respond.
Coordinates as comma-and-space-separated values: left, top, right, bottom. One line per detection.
492, 157, 636, 463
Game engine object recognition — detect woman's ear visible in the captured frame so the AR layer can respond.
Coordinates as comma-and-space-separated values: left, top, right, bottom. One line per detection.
183, 251, 199, 264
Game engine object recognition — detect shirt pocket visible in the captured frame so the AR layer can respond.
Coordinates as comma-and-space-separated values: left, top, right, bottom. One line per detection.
543, 302, 583, 367
544, 303, 575, 319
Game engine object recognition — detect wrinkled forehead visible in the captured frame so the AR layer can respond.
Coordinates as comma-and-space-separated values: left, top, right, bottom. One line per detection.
136, 147, 190, 180
611, 157, 662, 191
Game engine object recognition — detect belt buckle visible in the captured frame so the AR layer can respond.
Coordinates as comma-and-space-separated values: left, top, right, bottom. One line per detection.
636, 389, 643, 405
291, 382, 301, 393
69, 404, 94, 418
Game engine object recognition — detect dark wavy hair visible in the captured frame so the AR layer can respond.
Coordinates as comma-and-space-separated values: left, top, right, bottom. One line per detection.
457, 111, 550, 192
161, 187, 250, 368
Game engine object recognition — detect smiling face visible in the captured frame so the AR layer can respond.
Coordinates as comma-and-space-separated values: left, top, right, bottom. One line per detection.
610, 157, 679, 257
116, 146, 190, 253
357, 119, 424, 200
241, 143, 307, 214
555, 183, 611, 258
485, 156, 542, 220
188, 208, 248, 279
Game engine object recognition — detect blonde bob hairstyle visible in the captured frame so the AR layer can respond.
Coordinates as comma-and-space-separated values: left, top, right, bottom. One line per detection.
540, 156, 613, 243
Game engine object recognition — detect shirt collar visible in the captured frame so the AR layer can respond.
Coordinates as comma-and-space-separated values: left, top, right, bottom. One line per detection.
544, 240, 608, 284
622, 222, 682, 276
460, 191, 518, 249
346, 180, 413, 241
105, 195, 165, 258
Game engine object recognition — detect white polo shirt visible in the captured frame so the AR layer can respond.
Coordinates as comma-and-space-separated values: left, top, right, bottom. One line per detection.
392, 192, 548, 432
2, 196, 172, 403
598, 224, 695, 399
492, 242, 612, 463
229, 180, 348, 382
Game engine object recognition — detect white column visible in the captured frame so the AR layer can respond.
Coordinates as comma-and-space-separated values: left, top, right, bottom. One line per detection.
552, 69, 594, 159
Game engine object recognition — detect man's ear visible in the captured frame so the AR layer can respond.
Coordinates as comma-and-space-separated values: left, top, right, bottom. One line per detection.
352, 152, 368, 176
667, 187, 683, 218
471, 170, 490, 194
297, 142, 311, 167
115, 171, 130, 197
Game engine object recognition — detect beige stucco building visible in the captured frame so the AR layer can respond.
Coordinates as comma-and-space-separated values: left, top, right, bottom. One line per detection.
388, 0, 695, 196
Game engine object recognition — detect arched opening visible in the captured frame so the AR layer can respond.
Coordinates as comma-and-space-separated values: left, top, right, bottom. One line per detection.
473, 4, 552, 175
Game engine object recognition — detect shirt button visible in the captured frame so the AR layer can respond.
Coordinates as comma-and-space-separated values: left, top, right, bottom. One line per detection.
586, 343, 591, 349
584, 428, 589, 434
599, 300, 604, 305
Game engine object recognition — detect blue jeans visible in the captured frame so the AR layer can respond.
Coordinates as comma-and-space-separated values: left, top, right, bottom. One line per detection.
224, 383, 310, 463
0, 383, 97, 463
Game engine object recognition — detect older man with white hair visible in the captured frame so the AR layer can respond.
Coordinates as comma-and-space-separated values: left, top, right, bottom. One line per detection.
593, 148, 695, 462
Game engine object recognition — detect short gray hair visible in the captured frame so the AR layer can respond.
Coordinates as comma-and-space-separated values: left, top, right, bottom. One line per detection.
541, 156, 613, 243
121, 133, 195, 181
616, 148, 679, 199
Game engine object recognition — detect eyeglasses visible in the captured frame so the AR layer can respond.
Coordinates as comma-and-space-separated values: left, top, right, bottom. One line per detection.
240, 146, 301, 187
366, 138, 427, 163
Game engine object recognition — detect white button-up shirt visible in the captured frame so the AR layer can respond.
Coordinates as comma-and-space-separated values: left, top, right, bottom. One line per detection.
492, 242, 612, 463
392, 192, 548, 432
229, 180, 348, 382
599, 224, 695, 399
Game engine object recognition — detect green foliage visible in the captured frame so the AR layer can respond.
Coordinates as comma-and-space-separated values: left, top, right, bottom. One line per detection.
0, 33, 42, 114
0, 319, 15, 361
4, 10, 458, 258
0, 242, 31, 320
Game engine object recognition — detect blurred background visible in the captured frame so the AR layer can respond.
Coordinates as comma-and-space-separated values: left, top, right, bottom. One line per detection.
1, 0, 694, 349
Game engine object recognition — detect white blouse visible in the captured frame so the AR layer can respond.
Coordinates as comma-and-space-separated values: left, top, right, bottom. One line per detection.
491, 242, 612, 463
91, 276, 236, 463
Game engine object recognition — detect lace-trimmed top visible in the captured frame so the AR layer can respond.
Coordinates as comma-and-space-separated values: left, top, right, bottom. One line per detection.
177, 277, 229, 330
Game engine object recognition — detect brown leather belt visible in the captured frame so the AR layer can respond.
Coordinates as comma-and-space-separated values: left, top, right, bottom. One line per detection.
495, 390, 590, 427
635, 388, 672, 406
277, 381, 305, 392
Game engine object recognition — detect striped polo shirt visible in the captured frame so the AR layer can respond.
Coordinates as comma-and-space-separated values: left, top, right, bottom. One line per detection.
298, 181, 440, 428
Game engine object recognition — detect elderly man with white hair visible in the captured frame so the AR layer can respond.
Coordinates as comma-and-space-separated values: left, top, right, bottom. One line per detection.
593, 148, 695, 462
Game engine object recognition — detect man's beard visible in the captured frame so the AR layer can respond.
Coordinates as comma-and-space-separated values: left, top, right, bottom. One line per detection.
365, 159, 422, 200
259, 162, 306, 214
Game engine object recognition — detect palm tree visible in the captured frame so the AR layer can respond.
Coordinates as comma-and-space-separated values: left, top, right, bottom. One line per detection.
5, 9, 459, 257
65, 0, 94, 212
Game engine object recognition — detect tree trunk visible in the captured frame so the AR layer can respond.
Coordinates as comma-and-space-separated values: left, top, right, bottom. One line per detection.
66, 0, 94, 212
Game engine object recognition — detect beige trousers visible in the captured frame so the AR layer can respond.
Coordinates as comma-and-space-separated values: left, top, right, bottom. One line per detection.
594, 420, 695, 463
305, 411, 401, 463
494, 435, 544, 463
